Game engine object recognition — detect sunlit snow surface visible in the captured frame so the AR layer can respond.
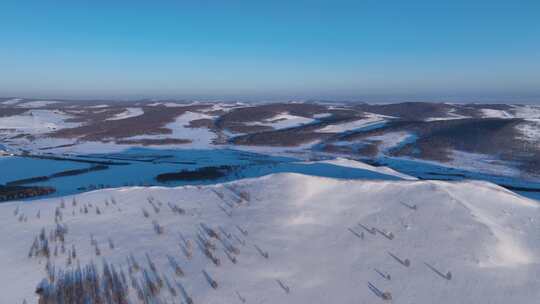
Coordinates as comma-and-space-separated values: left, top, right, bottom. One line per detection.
0, 109, 78, 133
245, 112, 315, 130
1, 167, 539, 303
0, 149, 408, 199
317, 113, 387, 133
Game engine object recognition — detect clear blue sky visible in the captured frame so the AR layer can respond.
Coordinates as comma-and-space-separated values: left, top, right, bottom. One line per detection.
1, 0, 539, 101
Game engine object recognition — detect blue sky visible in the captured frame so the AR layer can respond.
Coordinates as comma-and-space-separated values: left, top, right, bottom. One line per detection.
0, 0, 539, 101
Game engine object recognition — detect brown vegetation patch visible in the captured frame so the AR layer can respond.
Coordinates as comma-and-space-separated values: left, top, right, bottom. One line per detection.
156, 165, 234, 182
353, 102, 455, 121
49, 105, 207, 141
187, 118, 215, 129
228, 107, 365, 146
334, 118, 538, 167
0, 185, 55, 202
215, 103, 330, 133
231, 125, 332, 146
62, 107, 127, 123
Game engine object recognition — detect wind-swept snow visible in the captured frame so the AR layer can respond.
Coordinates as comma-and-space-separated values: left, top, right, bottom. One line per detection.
0, 109, 77, 133
245, 112, 314, 129
124, 111, 217, 148
17, 101, 60, 108
106, 107, 144, 121
480, 109, 514, 118
516, 122, 540, 146
447, 150, 522, 177
164, 111, 216, 147
425, 108, 469, 121
1, 98, 23, 105
318, 113, 387, 133
1, 173, 539, 303
512, 105, 540, 120
366, 132, 416, 153
148, 102, 186, 107
511, 106, 540, 146
319, 158, 418, 180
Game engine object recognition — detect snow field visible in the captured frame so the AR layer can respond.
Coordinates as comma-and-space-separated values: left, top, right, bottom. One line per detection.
1, 172, 539, 303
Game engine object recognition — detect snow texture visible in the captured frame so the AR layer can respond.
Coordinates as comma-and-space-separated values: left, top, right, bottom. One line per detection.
317, 113, 387, 133
1, 171, 539, 303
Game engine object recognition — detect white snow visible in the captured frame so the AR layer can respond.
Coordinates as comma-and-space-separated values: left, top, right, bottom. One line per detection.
148, 102, 186, 107
199, 104, 233, 113
124, 111, 217, 148
512, 105, 540, 120
1, 173, 539, 303
0, 109, 78, 134
17, 101, 60, 108
105, 107, 144, 121
510, 106, 540, 146
516, 122, 540, 146
477, 105, 540, 122
319, 158, 418, 180
313, 113, 332, 119
447, 150, 522, 177
167, 112, 216, 146
425, 108, 470, 121
245, 112, 314, 130
366, 131, 415, 153
2, 98, 23, 105
480, 109, 514, 119
317, 113, 386, 133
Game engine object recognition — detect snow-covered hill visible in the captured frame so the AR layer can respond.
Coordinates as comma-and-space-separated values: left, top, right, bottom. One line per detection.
1, 173, 539, 303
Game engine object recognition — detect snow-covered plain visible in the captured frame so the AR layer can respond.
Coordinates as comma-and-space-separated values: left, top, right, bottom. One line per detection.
0, 110, 77, 134
1, 168, 539, 303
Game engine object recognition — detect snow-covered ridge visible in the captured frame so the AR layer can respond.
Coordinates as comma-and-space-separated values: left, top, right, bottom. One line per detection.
318, 157, 418, 180
317, 113, 388, 133
1, 173, 538, 303
245, 112, 315, 130
105, 107, 144, 121
17, 100, 60, 108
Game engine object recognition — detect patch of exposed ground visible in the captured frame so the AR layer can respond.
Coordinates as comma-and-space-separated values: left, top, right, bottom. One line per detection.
230, 109, 365, 146
215, 103, 330, 134
49, 105, 209, 141
332, 117, 540, 175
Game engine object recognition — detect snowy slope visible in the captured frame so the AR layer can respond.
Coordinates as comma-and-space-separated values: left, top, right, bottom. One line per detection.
16, 101, 60, 108
106, 107, 144, 121
0, 109, 77, 133
1, 174, 539, 303
318, 158, 418, 180
245, 112, 315, 130
123, 111, 217, 148
317, 113, 387, 133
